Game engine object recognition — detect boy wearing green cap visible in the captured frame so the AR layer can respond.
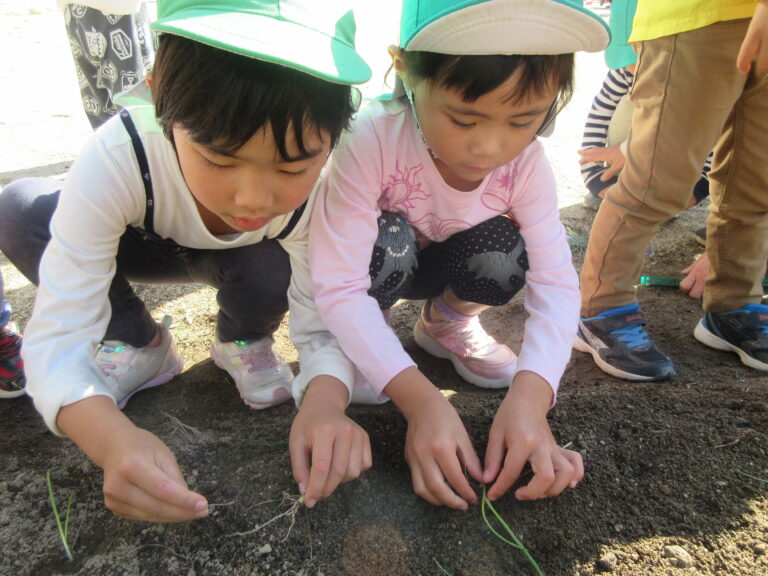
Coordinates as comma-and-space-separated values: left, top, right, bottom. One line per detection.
0, 0, 371, 521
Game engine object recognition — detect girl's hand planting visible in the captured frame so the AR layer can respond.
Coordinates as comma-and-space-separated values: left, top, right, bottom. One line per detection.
483, 372, 584, 501
290, 377, 372, 508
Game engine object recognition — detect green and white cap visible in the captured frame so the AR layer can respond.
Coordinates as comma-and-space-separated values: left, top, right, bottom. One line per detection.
152, 0, 372, 85
400, 0, 610, 55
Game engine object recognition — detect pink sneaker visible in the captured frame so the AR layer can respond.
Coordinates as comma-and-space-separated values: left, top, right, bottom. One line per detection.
413, 299, 516, 389
211, 336, 293, 409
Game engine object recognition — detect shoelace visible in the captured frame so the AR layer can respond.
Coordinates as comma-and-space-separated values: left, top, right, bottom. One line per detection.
232, 341, 278, 374
0, 330, 21, 358
610, 322, 650, 349
434, 316, 496, 354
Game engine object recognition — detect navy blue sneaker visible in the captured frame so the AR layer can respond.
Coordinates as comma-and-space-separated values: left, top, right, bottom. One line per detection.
574, 303, 676, 381
694, 303, 768, 371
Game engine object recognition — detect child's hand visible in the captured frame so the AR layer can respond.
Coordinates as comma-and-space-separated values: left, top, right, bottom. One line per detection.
483, 372, 583, 501
578, 145, 626, 181
680, 252, 710, 300
738, 0, 768, 75
386, 367, 483, 510
100, 426, 209, 521
57, 397, 208, 522
289, 376, 371, 508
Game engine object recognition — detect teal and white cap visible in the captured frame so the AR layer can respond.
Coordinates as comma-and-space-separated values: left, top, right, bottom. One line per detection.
400, 0, 610, 55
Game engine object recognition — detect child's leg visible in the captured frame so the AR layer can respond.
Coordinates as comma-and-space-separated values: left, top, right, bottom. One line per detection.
0, 178, 163, 348
703, 50, 768, 314
63, 3, 155, 129
0, 178, 183, 403
580, 24, 747, 318
367, 211, 419, 310
408, 216, 527, 388
580, 67, 634, 199
188, 241, 294, 409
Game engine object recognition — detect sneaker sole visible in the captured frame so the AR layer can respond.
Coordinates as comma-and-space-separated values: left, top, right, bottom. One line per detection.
241, 386, 292, 410
116, 356, 184, 409
573, 333, 674, 381
694, 319, 768, 371
413, 322, 513, 389
0, 387, 26, 399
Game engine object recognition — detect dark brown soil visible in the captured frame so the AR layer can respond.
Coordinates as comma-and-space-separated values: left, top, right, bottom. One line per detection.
2, 201, 766, 576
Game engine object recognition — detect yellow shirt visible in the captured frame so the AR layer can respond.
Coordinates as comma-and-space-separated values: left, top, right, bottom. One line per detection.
630, 0, 757, 41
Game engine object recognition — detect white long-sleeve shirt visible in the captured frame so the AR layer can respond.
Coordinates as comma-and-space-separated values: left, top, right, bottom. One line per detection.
22, 105, 352, 434
309, 97, 580, 400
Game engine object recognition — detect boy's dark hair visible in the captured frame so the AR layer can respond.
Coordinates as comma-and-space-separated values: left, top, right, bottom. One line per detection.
151, 34, 357, 159
401, 51, 574, 135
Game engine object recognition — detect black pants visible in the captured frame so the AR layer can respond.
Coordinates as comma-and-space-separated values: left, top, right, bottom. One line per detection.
368, 211, 529, 310
0, 178, 291, 347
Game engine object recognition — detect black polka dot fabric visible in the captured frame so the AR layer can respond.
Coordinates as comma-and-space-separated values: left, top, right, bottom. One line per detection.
368, 212, 528, 308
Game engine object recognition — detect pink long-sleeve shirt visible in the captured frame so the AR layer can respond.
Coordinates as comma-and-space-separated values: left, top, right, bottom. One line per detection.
309, 97, 579, 400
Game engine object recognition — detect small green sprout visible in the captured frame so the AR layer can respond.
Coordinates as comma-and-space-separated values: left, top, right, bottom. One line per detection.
481, 486, 544, 576
46, 468, 75, 561
736, 469, 768, 484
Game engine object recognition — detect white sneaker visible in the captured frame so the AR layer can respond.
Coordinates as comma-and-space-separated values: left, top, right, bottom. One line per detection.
95, 315, 184, 408
210, 336, 293, 409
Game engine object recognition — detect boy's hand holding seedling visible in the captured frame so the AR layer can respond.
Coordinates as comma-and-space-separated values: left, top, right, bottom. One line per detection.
290, 377, 372, 508
386, 367, 483, 511
58, 396, 209, 522
483, 371, 583, 501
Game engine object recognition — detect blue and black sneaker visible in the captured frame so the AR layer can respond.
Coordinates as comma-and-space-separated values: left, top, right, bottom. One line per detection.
694, 303, 768, 371
574, 303, 676, 381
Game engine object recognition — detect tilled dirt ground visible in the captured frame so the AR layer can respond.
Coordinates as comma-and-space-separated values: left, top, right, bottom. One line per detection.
1, 3, 766, 576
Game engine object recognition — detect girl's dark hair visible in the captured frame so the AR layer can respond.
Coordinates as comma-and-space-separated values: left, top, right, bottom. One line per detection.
151, 34, 357, 159
401, 51, 574, 134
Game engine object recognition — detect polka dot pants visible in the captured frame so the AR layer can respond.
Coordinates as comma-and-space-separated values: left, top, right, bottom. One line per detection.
368, 211, 528, 308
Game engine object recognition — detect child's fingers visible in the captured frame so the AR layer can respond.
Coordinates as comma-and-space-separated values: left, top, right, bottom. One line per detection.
481, 428, 505, 484
408, 449, 471, 510
737, 35, 759, 74
514, 452, 555, 501
109, 469, 208, 522
407, 459, 446, 507
486, 445, 527, 501
457, 439, 484, 485
288, 435, 311, 494
542, 451, 578, 497
562, 449, 585, 488
345, 431, 373, 482
320, 434, 353, 499
442, 448, 478, 506
302, 438, 339, 507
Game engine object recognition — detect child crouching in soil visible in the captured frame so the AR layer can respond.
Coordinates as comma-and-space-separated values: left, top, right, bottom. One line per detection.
307, 0, 610, 509
0, 0, 372, 522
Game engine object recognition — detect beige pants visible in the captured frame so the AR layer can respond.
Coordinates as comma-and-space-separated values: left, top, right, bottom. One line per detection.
580, 18, 768, 317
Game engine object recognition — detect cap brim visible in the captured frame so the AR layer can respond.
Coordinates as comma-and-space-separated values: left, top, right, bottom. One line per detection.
152, 10, 372, 85
406, 0, 610, 54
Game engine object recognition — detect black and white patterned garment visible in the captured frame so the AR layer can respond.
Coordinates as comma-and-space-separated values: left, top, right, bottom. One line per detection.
368, 211, 528, 310
64, 3, 155, 129
580, 65, 712, 201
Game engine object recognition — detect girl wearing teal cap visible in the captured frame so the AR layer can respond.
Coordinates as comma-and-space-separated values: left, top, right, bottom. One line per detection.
0, 0, 371, 522
308, 0, 610, 508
